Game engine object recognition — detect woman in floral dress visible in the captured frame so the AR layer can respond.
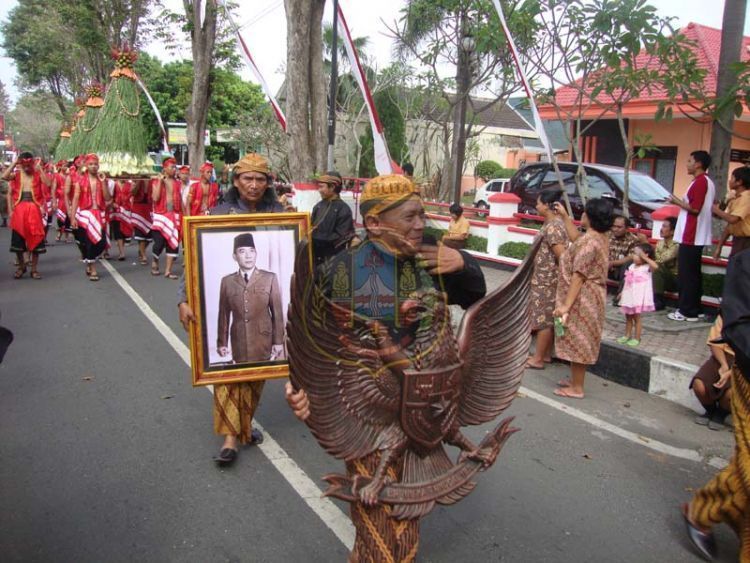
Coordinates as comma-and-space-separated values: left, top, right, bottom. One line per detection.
552, 198, 614, 399
527, 189, 569, 370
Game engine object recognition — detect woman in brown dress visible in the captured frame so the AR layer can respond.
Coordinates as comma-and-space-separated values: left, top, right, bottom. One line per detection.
527, 189, 569, 369
552, 198, 614, 399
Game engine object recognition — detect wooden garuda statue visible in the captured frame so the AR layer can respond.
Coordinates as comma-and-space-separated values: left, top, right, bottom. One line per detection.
287, 238, 540, 560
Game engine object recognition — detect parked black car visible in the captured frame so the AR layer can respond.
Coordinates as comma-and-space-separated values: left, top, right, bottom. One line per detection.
508, 163, 672, 229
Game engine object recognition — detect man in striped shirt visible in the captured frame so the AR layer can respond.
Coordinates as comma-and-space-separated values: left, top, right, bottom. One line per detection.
667, 150, 715, 322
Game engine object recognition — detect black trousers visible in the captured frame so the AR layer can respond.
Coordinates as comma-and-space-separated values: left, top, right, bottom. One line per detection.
151, 231, 179, 258
677, 244, 704, 317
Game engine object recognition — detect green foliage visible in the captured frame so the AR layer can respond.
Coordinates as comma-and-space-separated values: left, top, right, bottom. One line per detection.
6, 91, 64, 157
703, 273, 725, 299
0, 80, 10, 115
475, 160, 516, 180
475, 160, 503, 180
135, 54, 266, 153
465, 234, 487, 253
498, 241, 531, 260
424, 226, 446, 241
1, 0, 151, 114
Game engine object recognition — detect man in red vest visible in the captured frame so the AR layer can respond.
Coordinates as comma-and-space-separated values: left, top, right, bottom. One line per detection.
2, 152, 53, 279
187, 162, 219, 216
71, 154, 112, 281
150, 157, 182, 279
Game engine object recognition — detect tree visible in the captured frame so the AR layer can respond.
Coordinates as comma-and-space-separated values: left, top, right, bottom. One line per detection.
390, 0, 537, 202
182, 0, 218, 174
237, 104, 291, 181
707, 0, 748, 200
587, 0, 705, 216
284, 0, 327, 182
0, 81, 11, 115
358, 86, 408, 177
6, 91, 64, 157
1, 0, 152, 117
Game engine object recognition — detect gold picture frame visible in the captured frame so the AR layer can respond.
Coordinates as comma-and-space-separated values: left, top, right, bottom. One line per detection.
183, 212, 311, 386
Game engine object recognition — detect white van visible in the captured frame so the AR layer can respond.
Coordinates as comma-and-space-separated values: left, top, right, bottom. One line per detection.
473, 178, 511, 209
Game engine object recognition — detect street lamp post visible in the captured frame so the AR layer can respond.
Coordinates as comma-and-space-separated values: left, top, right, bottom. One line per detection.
452, 30, 475, 206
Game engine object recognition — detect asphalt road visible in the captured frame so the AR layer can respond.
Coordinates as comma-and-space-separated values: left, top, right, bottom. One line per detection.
0, 230, 739, 562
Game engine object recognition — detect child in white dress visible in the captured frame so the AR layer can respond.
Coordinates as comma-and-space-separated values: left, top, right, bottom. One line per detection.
617, 243, 657, 346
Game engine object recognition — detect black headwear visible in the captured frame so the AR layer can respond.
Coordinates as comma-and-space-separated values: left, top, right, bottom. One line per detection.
233, 233, 255, 251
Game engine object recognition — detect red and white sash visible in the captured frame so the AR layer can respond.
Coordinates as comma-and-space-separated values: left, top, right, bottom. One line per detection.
56, 208, 67, 222
151, 212, 180, 248
109, 204, 133, 227
130, 205, 152, 234
75, 209, 106, 245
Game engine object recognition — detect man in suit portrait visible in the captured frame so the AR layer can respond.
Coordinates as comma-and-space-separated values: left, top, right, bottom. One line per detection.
217, 232, 285, 364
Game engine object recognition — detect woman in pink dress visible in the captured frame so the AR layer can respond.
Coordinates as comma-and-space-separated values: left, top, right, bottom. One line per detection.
617, 243, 657, 346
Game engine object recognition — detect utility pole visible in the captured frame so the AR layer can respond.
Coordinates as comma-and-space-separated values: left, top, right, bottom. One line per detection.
326, 0, 339, 171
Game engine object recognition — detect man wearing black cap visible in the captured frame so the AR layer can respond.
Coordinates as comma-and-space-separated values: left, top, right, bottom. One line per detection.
311, 171, 354, 266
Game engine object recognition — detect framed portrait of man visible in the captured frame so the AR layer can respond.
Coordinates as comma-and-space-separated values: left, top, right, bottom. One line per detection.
183, 212, 311, 386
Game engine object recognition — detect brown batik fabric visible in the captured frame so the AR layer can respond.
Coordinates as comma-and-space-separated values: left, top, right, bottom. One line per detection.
347, 452, 419, 563
529, 219, 568, 331
555, 231, 609, 365
213, 381, 265, 444
690, 367, 750, 561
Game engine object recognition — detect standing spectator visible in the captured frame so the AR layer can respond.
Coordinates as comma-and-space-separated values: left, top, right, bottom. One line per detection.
668, 150, 715, 322
311, 171, 354, 266
442, 204, 470, 249
690, 314, 734, 431
218, 165, 232, 203
712, 166, 750, 259
401, 162, 414, 180
652, 217, 679, 310
617, 243, 657, 347
607, 215, 640, 286
526, 189, 568, 370
552, 198, 614, 399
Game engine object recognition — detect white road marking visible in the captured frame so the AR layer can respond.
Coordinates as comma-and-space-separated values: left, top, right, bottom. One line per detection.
519, 386, 728, 469
101, 260, 356, 549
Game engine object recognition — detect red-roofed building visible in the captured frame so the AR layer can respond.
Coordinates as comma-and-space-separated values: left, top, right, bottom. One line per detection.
538, 22, 750, 196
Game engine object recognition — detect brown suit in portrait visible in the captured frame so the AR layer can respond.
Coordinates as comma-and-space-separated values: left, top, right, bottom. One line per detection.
217, 269, 284, 363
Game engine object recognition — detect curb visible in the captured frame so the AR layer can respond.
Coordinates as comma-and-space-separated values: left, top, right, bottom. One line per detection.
478, 259, 704, 412
590, 340, 702, 413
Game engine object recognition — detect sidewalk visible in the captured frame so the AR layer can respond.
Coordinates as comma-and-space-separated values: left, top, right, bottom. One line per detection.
479, 265, 711, 411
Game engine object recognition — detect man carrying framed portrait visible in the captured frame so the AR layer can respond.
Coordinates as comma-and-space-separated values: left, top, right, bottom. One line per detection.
178, 153, 292, 466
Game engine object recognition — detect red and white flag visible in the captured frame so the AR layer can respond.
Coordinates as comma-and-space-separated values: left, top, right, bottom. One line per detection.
217, 0, 287, 131
490, 0, 554, 164
337, 3, 393, 175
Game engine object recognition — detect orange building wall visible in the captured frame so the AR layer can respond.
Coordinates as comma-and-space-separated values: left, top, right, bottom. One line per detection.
628, 118, 750, 196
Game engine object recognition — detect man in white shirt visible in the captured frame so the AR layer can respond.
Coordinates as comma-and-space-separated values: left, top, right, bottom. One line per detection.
667, 150, 715, 322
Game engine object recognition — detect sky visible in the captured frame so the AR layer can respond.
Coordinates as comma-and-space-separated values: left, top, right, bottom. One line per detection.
1, 0, 750, 108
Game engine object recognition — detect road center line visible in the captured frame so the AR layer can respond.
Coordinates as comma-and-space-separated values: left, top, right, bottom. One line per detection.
100, 260, 355, 550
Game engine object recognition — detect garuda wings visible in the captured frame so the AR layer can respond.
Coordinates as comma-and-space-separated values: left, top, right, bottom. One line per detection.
287, 239, 541, 518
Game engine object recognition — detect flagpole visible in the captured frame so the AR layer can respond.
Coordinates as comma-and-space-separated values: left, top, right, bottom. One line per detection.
326, 0, 339, 170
